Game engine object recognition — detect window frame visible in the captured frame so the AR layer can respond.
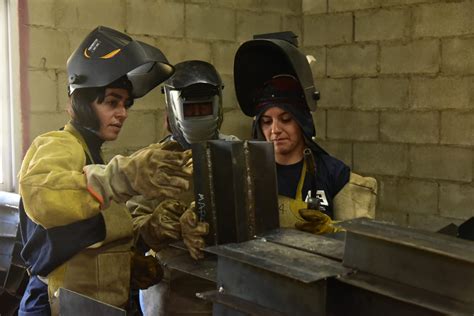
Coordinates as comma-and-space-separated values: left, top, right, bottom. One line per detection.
0, 0, 20, 192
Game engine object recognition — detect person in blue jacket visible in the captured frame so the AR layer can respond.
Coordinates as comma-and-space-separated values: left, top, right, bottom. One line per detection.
234, 32, 377, 233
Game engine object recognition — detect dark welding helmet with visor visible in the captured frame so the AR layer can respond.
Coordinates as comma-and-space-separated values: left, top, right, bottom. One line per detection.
67, 25, 174, 98
234, 31, 319, 117
163, 60, 223, 149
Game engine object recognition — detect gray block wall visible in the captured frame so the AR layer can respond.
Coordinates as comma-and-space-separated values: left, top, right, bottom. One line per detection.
23, 0, 474, 230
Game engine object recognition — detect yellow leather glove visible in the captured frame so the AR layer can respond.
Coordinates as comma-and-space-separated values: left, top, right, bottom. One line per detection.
180, 202, 209, 260
140, 199, 188, 251
295, 209, 343, 235
130, 251, 164, 290
83, 144, 193, 208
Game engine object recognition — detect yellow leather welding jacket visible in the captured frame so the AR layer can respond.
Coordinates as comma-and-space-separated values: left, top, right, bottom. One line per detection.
19, 122, 133, 312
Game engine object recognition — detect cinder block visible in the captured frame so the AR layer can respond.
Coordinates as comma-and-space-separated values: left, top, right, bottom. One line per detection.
303, 13, 352, 46
231, 0, 260, 11
380, 40, 439, 74
209, 0, 238, 9
28, 0, 55, 26
155, 38, 212, 64
107, 111, 157, 149
408, 214, 464, 232
236, 11, 281, 42
355, 9, 409, 42
220, 109, 254, 140
221, 74, 238, 109
442, 38, 474, 75
354, 78, 409, 110
381, 0, 436, 6
441, 112, 474, 146
303, 47, 325, 78
327, 110, 378, 141
317, 78, 352, 109
439, 183, 474, 219
328, 44, 378, 77
329, 0, 380, 12
29, 70, 57, 112
29, 112, 70, 142
187, 4, 235, 40
282, 15, 302, 40
29, 27, 70, 69
56, 0, 125, 31
302, 0, 327, 14
413, 2, 474, 38
353, 143, 408, 176
410, 77, 471, 109
127, 0, 184, 37
409, 145, 472, 182
380, 111, 439, 144
377, 178, 438, 215
315, 140, 352, 168
212, 42, 239, 75
312, 108, 326, 140
261, 0, 300, 13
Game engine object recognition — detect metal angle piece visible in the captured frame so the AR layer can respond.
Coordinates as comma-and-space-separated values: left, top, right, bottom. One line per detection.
207, 238, 349, 283
335, 272, 474, 315
162, 248, 217, 283
197, 290, 287, 316
260, 228, 344, 261
341, 218, 474, 304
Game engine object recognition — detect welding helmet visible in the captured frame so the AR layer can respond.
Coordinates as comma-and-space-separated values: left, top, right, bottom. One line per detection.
67, 25, 174, 130
234, 31, 319, 117
163, 60, 223, 149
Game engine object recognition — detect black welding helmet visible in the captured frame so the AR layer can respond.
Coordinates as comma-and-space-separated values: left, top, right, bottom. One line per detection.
163, 60, 223, 149
67, 25, 174, 98
234, 31, 320, 117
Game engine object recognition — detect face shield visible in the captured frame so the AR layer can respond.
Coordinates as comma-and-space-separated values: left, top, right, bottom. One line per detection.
163, 60, 224, 148
166, 86, 222, 147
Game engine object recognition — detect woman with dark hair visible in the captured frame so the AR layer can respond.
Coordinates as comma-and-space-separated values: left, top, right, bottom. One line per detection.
18, 26, 195, 315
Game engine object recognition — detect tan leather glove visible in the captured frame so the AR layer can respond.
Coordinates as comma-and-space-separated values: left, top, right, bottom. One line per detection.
83, 144, 193, 208
130, 251, 164, 290
180, 202, 209, 260
140, 199, 188, 251
295, 209, 343, 235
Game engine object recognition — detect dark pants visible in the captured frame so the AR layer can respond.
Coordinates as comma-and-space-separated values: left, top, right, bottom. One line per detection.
19, 276, 51, 316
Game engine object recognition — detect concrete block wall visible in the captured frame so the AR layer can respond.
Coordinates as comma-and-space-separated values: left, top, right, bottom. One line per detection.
24, 0, 298, 158
23, 0, 473, 230
304, 0, 474, 230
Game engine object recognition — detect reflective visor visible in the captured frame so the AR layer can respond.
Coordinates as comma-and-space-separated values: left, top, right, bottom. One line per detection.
183, 101, 213, 117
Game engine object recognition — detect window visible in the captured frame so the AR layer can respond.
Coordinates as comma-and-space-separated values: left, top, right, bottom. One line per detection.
0, 0, 18, 192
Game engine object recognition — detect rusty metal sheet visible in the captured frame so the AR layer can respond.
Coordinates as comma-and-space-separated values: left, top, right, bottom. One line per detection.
206, 238, 349, 283
341, 218, 474, 304
261, 228, 344, 261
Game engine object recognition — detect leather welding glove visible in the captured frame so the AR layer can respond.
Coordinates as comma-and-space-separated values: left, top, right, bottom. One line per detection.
83, 143, 193, 209
130, 250, 164, 290
295, 209, 343, 235
180, 202, 209, 260
140, 199, 188, 251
